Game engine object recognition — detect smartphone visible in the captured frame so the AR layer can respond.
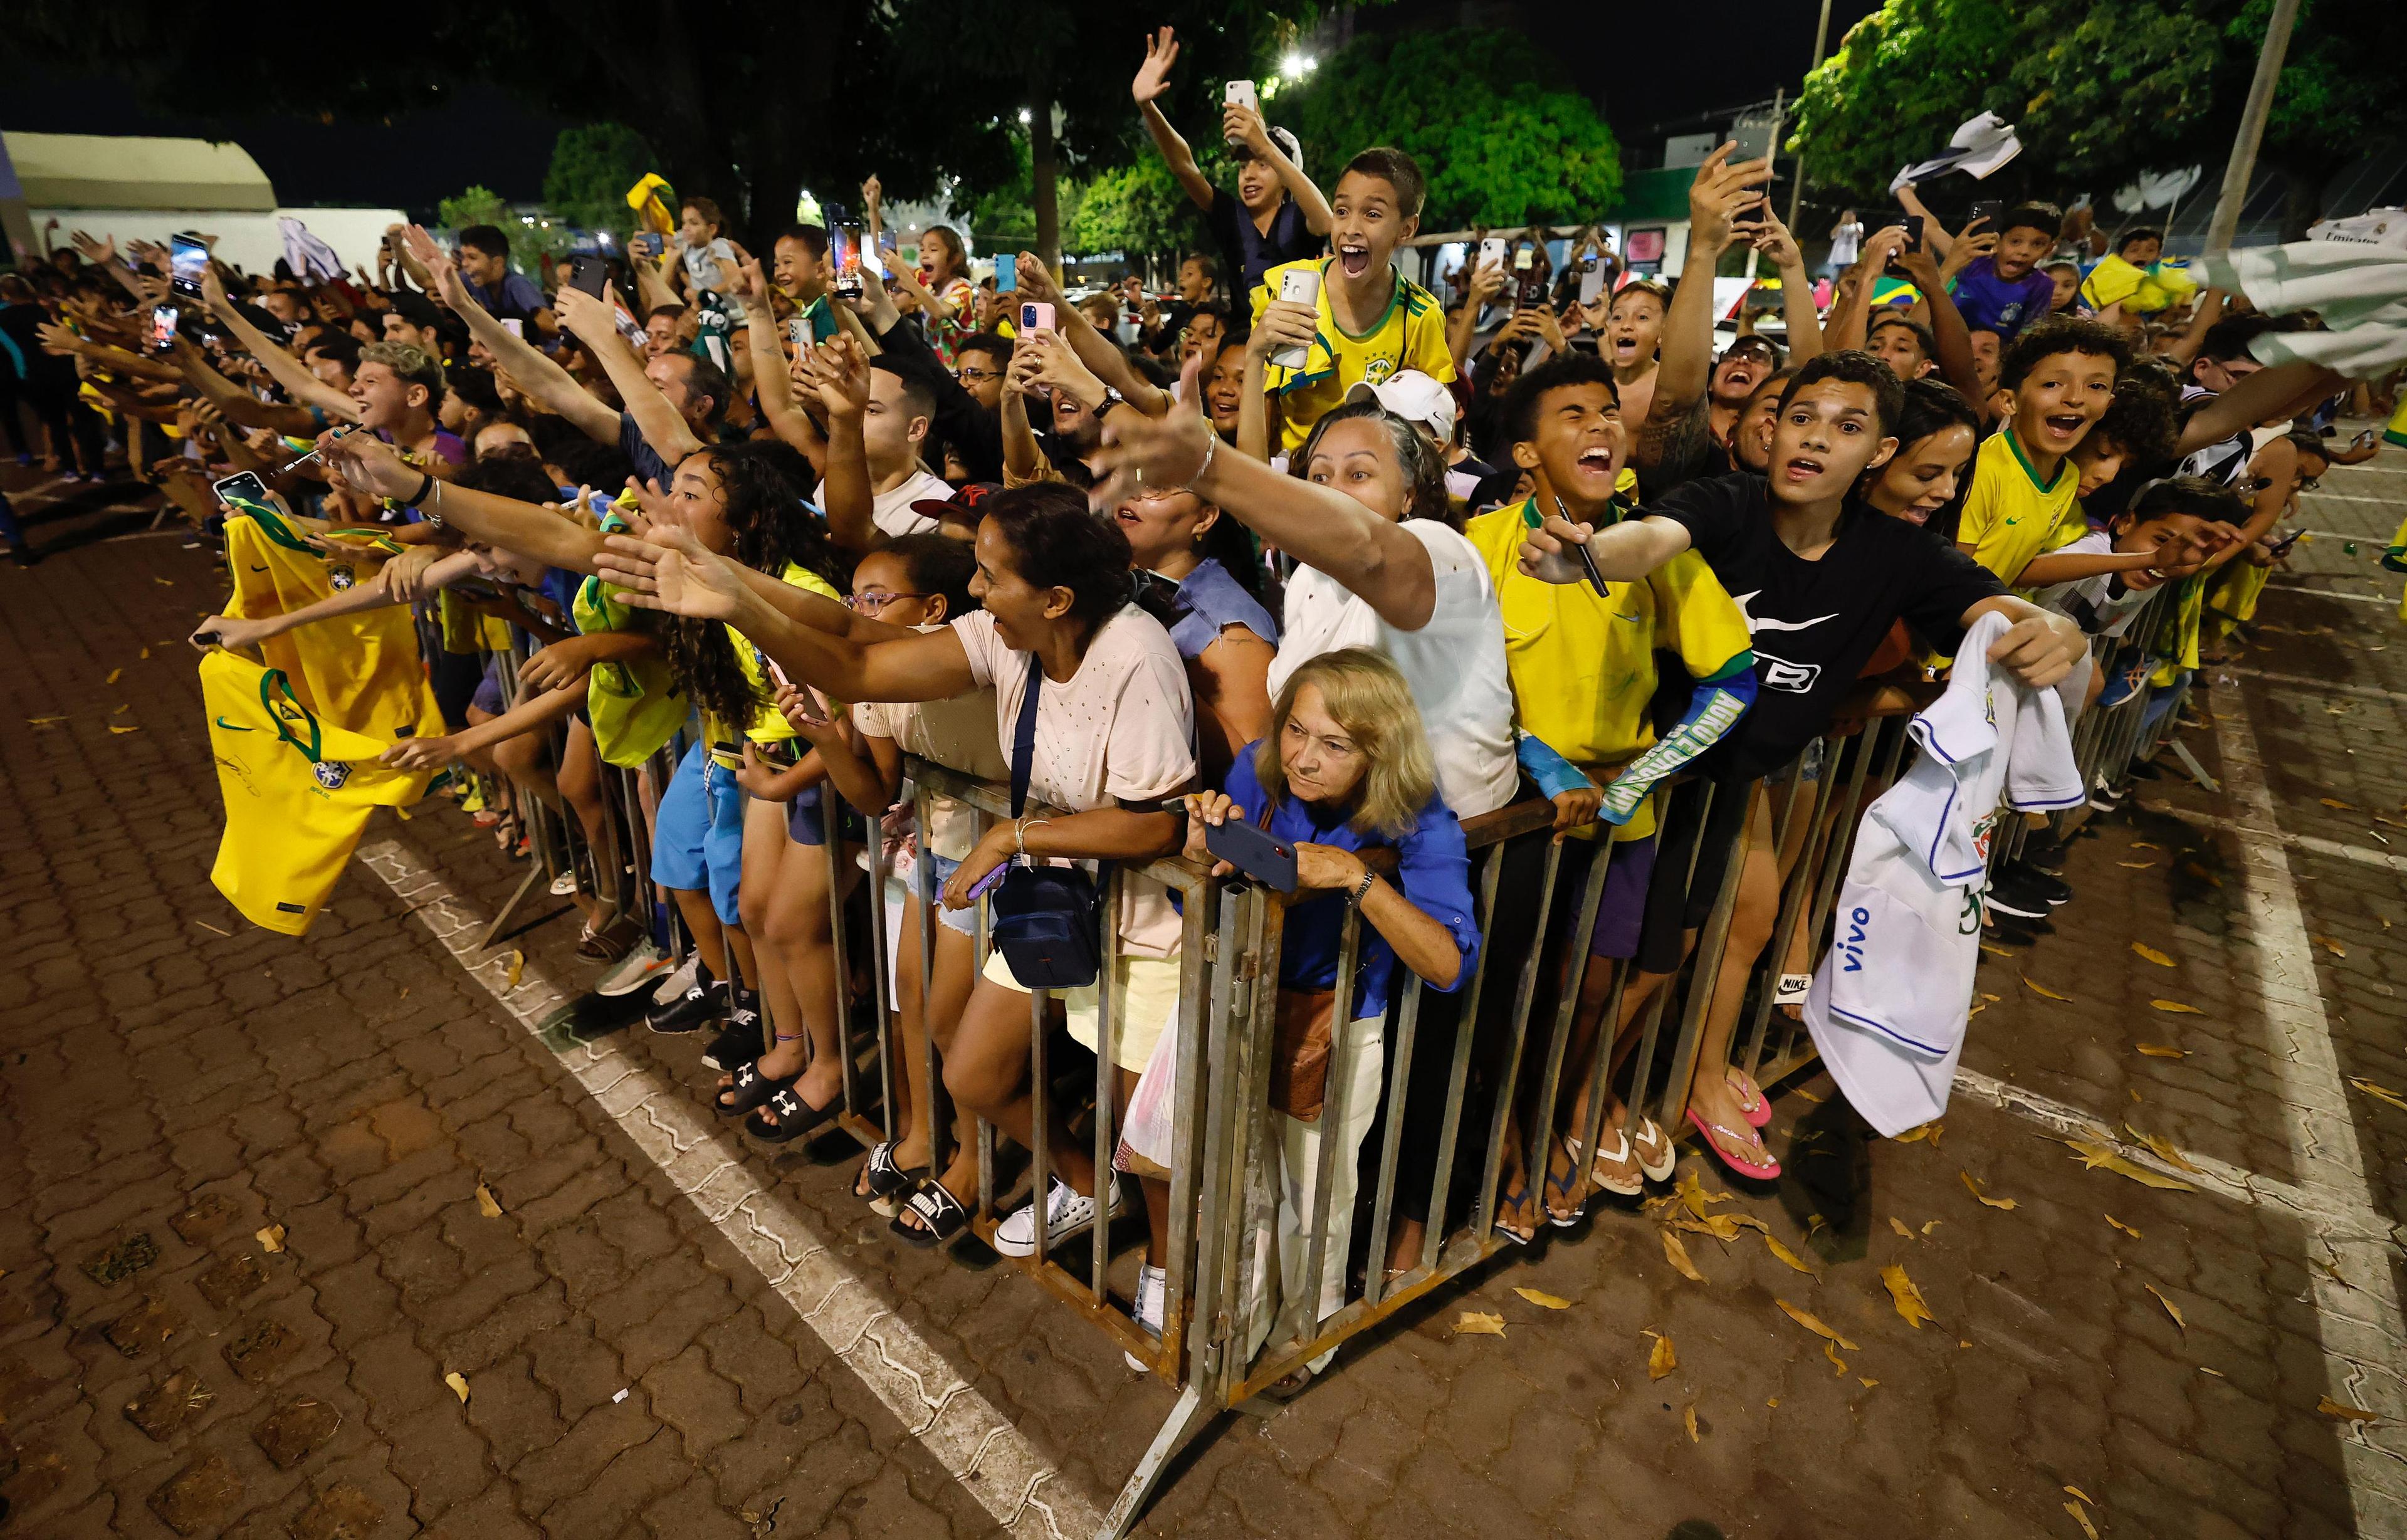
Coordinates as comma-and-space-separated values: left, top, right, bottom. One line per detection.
1578, 263, 1607, 305
1732, 194, 1766, 231
1902, 214, 1926, 254
995, 252, 1017, 293
1223, 80, 1258, 115
2349, 427, 2378, 449
2265, 530, 2302, 560
212, 471, 270, 509
569, 256, 610, 299
963, 859, 1013, 905
831, 224, 864, 300
1271, 266, 1321, 370
1205, 817, 1298, 893
149, 305, 181, 354
762, 654, 794, 691
1478, 236, 1508, 276
1019, 300, 1056, 333
1968, 200, 2002, 229
170, 234, 209, 298
787, 317, 815, 359
500, 317, 525, 340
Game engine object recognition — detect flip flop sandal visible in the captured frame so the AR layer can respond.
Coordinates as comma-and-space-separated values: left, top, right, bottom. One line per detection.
1686, 1108, 1781, 1180
889, 1178, 972, 1250
700, 1022, 759, 1074
1566, 1130, 1645, 1198
855, 1142, 925, 1204
1491, 1177, 1537, 1244
577, 916, 641, 963
1631, 1116, 1678, 1183
1542, 1148, 1587, 1228
1728, 1067, 1773, 1129
715, 1059, 793, 1119
745, 1084, 839, 1145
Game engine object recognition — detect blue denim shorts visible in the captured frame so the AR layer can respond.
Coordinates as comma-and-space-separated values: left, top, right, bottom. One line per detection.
651, 743, 745, 926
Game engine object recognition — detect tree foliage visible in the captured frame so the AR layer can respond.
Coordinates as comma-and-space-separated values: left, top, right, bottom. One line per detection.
541, 124, 658, 241
1274, 29, 1622, 230
1790, 0, 2407, 230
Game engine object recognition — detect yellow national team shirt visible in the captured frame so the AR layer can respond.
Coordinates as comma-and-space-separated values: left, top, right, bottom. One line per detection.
709, 562, 844, 766
1464, 500, 1754, 842
1959, 426, 2078, 588
1253, 257, 1455, 456
204, 651, 432, 935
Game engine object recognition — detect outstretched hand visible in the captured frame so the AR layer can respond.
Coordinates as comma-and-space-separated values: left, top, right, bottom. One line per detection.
593, 523, 748, 621
1132, 26, 1180, 104
1088, 352, 1215, 511
1516, 512, 1599, 587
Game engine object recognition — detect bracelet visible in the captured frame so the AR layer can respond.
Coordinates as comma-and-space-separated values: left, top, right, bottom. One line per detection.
1346, 867, 1377, 909
1178, 430, 1217, 493
1014, 816, 1052, 856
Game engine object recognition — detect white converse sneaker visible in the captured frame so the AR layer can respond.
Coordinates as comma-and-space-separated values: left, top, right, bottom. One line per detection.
1125, 1263, 1167, 1373
994, 1176, 1121, 1259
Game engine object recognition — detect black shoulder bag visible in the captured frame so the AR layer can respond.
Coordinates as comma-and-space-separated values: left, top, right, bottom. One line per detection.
987, 657, 1109, 988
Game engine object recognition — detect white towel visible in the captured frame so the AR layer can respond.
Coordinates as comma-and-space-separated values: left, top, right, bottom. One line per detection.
2203, 241, 2407, 377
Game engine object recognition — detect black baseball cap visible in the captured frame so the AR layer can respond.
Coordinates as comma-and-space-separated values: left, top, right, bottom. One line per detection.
911, 481, 1001, 526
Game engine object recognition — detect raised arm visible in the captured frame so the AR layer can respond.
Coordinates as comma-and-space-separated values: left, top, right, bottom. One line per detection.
1016, 254, 1173, 416
1640, 145, 1769, 466
2163, 288, 2228, 370
1750, 209, 1822, 361
556, 281, 701, 464
1894, 243, 1983, 409
1896, 183, 1956, 261
1515, 511, 1696, 585
200, 270, 357, 421
1225, 102, 1333, 236
317, 429, 607, 574
1133, 28, 1217, 212
1449, 259, 1508, 376
2176, 360, 2344, 457
403, 226, 621, 444
799, 334, 881, 553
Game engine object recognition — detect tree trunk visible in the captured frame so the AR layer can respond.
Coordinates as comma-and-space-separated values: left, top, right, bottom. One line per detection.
1031, 98, 1061, 274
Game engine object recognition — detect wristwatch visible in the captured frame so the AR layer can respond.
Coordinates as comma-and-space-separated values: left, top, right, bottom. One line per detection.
1346, 866, 1377, 909
1094, 385, 1128, 415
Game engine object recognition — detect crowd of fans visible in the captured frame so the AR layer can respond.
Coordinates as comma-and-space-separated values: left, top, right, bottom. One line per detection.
3, 26, 2389, 1385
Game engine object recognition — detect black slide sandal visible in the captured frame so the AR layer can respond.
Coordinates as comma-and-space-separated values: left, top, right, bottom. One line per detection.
889, 1179, 971, 1250
745, 1084, 839, 1144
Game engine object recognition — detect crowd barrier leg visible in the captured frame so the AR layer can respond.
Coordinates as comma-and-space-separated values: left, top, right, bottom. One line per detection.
1470, 840, 1565, 1243
1533, 837, 1618, 1215
1410, 847, 1509, 1277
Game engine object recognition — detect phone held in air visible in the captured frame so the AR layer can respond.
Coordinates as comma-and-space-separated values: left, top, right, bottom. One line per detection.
170, 234, 209, 298
1271, 266, 1320, 370
995, 252, 1017, 293
1479, 236, 1508, 275
787, 317, 815, 359
1019, 300, 1057, 333
831, 224, 864, 299
1902, 214, 1925, 254
569, 256, 610, 300
1205, 816, 1298, 894
500, 317, 524, 339
1968, 199, 2002, 229
1223, 79, 1259, 123
211, 471, 270, 509
1578, 261, 1607, 305
150, 305, 181, 353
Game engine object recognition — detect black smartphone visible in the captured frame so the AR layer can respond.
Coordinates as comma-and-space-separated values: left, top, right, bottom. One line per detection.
1902, 214, 1926, 254
1968, 200, 2002, 230
1206, 817, 1298, 893
2265, 530, 2301, 560
211, 471, 270, 508
1732, 195, 1765, 231
569, 256, 610, 300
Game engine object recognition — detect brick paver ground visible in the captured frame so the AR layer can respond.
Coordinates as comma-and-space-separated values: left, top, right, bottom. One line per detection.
1, 444, 2403, 1539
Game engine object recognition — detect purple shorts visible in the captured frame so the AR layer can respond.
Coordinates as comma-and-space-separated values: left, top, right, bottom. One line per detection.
1560, 834, 1658, 961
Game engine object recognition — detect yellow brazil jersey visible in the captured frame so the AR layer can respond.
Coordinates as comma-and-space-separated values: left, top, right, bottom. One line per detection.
1959, 426, 2078, 588
708, 562, 844, 766
1464, 500, 1754, 842
203, 650, 432, 935
1253, 257, 1455, 456
221, 501, 445, 743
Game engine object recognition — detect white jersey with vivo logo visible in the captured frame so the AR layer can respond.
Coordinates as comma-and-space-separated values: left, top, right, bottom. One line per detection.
1803, 610, 2085, 1135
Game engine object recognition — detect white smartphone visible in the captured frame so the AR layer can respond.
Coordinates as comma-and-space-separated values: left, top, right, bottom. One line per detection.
1579, 265, 1607, 305
1224, 80, 1258, 115
1271, 267, 1320, 370
1478, 237, 1508, 276
500, 318, 524, 339
787, 317, 815, 359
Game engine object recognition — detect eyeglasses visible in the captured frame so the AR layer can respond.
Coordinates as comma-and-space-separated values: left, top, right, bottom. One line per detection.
846, 590, 926, 611
953, 366, 1001, 384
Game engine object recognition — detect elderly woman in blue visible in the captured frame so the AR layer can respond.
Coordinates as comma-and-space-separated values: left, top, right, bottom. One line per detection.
1113, 485, 1279, 784
1185, 646, 1479, 1395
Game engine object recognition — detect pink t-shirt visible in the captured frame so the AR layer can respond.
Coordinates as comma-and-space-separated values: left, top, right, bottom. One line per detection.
952, 604, 1197, 956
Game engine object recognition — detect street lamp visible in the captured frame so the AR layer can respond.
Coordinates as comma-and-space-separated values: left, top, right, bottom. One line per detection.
1281, 50, 1315, 77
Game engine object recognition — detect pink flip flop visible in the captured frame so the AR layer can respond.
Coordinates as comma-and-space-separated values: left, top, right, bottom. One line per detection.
1727, 1067, 1772, 1129
1687, 1108, 1781, 1180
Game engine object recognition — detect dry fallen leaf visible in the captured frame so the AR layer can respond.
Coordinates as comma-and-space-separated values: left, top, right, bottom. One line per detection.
1882, 1264, 1938, 1329
2317, 1395, 2381, 1423
1649, 1333, 1677, 1380
255, 1225, 286, 1254
2127, 1128, 2203, 1175
2064, 1485, 2095, 1505
108, 725, 139, 735
2136, 1044, 2189, 1058
2023, 977, 2074, 1002
2149, 1000, 2203, 1014
140, 647, 151, 657
154, 578, 174, 587
1674, 1213, 1746, 1243
1514, 1287, 1571, 1311
2312, 935, 2347, 958
1660, 1228, 1708, 1285
2106, 1215, 2142, 1240
2184, 862, 2223, 888
1894, 1121, 1943, 1147
1792, 1086, 1823, 1103
2131, 942, 2175, 967
504, 950, 525, 990
1960, 1171, 2018, 1210
2321, 797, 2359, 811
2347, 1077, 2407, 1113
1921, 1220, 1941, 1235
1825, 1339, 1849, 1375
2131, 841, 2161, 850
475, 1185, 503, 1219
113, 703, 128, 714
2144, 1283, 2187, 1332
2064, 1501, 2102, 1540
26, 716, 65, 726
2117, 860, 2157, 870
2059, 1138, 2198, 1192
1777, 1299, 1859, 1352
1889, 1217, 1914, 1240
1766, 1397, 1780, 1408
1858, 1376, 1880, 1389
1452, 1311, 1507, 1337
105, 668, 122, 685
1683, 1404, 1700, 1443
1979, 943, 2016, 959
1764, 1235, 1818, 1275
444, 1371, 470, 1403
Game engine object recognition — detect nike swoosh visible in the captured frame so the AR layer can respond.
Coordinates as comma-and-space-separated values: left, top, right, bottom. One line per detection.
248, 564, 269, 572
215, 717, 256, 733
1746, 612, 1841, 634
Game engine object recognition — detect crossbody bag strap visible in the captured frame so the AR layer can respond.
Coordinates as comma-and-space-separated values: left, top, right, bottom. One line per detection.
1008, 654, 1042, 819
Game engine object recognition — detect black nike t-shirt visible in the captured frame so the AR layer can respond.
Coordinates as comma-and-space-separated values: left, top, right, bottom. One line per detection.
1650, 473, 2005, 778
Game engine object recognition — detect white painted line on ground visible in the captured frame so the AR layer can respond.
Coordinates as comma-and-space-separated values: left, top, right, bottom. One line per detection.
2267, 585, 2393, 605
2144, 801, 2407, 876
2226, 667, 2407, 706
2299, 493, 2400, 505
355, 839, 1101, 1540
2209, 711, 2407, 1514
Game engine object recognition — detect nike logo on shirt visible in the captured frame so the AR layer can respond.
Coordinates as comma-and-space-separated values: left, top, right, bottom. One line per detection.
216, 718, 256, 732
1730, 591, 1839, 635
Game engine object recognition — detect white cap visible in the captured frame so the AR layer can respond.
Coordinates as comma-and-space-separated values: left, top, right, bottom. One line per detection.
1345, 370, 1457, 444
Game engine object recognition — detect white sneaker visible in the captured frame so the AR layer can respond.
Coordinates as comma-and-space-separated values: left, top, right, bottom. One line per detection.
1124, 1263, 1166, 1373
594, 938, 669, 997
648, 952, 701, 1006
994, 1176, 1121, 1259
550, 872, 579, 897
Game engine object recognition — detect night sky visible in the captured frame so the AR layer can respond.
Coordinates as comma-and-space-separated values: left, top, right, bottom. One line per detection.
1, 2, 1883, 216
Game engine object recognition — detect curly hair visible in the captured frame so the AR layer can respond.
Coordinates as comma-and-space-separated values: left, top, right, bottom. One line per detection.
2091, 371, 2179, 463
658, 441, 851, 736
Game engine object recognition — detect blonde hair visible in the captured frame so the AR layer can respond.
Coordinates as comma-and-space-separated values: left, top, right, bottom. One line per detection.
1253, 647, 1436, 839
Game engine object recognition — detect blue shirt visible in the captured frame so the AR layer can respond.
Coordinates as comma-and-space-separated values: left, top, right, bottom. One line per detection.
1948, 256, 2057, 341
1165, 557, 1279, 659
465, 271, 550, 323
1222, 741, 1481, 1020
